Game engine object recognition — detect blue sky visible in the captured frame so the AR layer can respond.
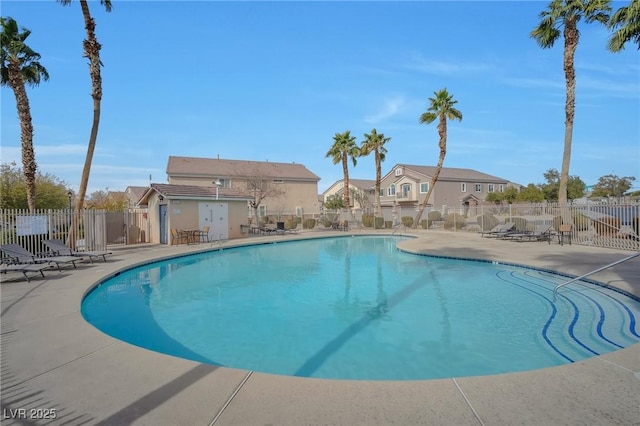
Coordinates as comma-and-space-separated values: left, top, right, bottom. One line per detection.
1, 1, 638, 195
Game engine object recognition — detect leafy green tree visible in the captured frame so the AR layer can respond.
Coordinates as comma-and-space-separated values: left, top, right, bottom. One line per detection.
486, 187, 520, 204
591, 174, 636, 197
607, 0, 640, 51
531, 0, 611, 204
540, 168, 586, 201
326, 131, 359, 209
58, 0, 112, 216
1, 17, 49, 212
1, 162, 70, 209
413, 88, 463, 228
324, 194, 345, 210
517, 184, 545, 202
485, 192, 504, 204
360, 128, 390, 219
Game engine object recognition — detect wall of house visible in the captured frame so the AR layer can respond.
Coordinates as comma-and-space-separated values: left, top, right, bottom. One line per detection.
378, 175, 508, 212
146, 194, 251, 243
168, 176, 320, 218
322, 182, 374, 211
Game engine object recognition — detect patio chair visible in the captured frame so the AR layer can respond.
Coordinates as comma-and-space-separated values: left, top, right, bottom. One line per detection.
1, 262, 54, 282
0, 243, 85, 271
556, 224, 573, 246
194, 226, 210, 243
480, 222, 515, 238
171, 228, 188, 245
42, 239, 112, 263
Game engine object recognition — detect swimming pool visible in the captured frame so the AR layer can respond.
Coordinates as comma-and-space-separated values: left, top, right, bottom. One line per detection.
82, 235, 640, 380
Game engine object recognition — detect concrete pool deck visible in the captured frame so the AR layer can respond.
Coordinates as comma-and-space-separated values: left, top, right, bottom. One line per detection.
1, 229, 639, 425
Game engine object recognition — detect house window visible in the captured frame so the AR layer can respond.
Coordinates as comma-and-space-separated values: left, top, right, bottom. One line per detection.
379, 188, 384, 197
499, 184, 505, 192
387, 184, 396, 196
401, 184, 411, 198
488, 184, 495, 193
461, 183, 467, 193
258, 205, 267, 217
420, 182, 429, 193
295, 206, 303, 217
216, 178, 231, 188
475, 184, 483, 193
395, 168, 403, 176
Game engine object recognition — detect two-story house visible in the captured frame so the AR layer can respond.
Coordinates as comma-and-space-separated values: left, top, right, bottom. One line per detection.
166, 156, 321, 220
379, 164, 513, 218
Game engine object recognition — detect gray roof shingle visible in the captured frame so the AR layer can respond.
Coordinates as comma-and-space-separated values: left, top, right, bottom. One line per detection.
398, 164, 509, 183
167, 156, 320, 181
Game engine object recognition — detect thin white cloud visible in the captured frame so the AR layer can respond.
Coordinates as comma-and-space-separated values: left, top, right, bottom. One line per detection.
364, 96, 406, 124
404, 52, 495, 75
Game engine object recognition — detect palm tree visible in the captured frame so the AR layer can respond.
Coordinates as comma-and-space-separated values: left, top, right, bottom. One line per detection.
360, 129, 391, 223
412, 88, 462, 228
531, 0, 610, 204
326, 131, 360, 211
607, 0, 640, 51
58, 0, 112, 214
1, 17, 49, 213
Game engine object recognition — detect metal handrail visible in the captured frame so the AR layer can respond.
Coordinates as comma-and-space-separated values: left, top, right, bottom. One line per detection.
552, 252, 640, 300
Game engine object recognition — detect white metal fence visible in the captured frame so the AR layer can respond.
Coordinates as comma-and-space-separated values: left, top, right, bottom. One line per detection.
461, 202, 639, 251
0, 208, 149, 256
342, 201, 639, 251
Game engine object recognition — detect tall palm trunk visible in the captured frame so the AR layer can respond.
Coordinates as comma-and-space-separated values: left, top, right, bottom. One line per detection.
342, 154, 350, 209
374, 150, 381, 219
69, 0, 103, 248
7, 62, 37, 212
559, 17, 578, 205
413, 116, 447, 227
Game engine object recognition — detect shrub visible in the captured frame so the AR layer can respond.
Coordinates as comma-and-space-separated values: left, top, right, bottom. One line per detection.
362, 214, 373, 227
443, 213, 465, 230
303, 218, 316, 229
374, 217, 384, 228
284, 219, 296, 230
478, 213, 499, 231
420, 219, 431, 229
401, 216, 414, 227
427, 211, 442, 221
384, 220, 392, 229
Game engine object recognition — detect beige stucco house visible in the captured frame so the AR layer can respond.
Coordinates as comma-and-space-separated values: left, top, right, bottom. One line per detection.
137, 183, 253, 244
166, 156, 321, 221
322, 179, 376, 212
379, 164, 512, 218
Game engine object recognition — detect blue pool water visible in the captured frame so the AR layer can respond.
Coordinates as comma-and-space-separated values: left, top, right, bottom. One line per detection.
81, 236, 640, 380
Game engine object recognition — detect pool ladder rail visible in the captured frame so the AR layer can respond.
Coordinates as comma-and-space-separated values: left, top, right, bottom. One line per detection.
552, 251, 640, 301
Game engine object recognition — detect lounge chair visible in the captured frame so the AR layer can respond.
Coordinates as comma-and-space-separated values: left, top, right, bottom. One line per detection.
42, 239, 112, 263
507, 224, 553, 243
0, 243, 84, 271
0, 262, 54, 282
480, 222, 515, 238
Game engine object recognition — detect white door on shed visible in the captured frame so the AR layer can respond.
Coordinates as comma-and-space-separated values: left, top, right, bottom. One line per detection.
199, 202, 229, 241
